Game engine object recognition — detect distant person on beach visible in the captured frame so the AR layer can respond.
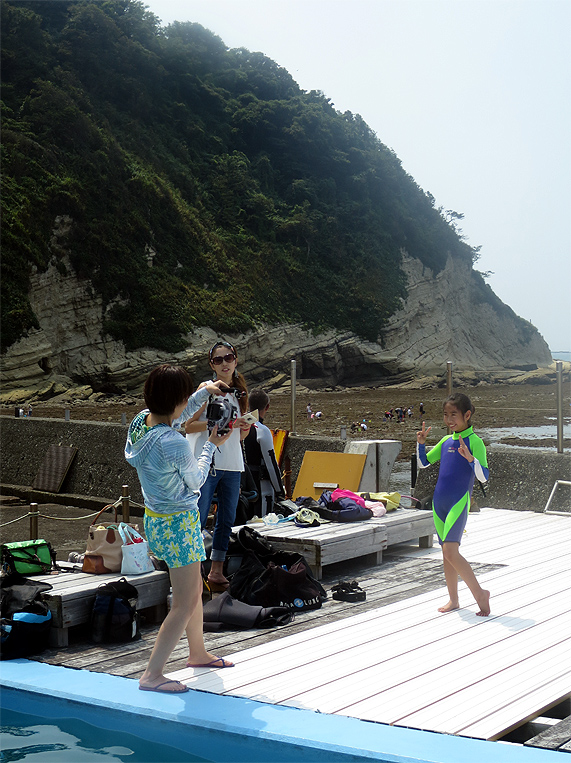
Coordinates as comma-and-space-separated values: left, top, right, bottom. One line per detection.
416, 392, 490, 617
419, 402, 424, 416
125, 364, 235, 694
244, 388, 285, 517
306, 403, 312, 419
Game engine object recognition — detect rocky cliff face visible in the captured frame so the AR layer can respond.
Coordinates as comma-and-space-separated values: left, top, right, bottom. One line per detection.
381, 253, 552, 372
0, 249, 552, 403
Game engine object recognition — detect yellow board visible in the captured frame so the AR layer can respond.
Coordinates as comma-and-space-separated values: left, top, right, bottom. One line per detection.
271, 429, 289, 467
293, 451, 367, 501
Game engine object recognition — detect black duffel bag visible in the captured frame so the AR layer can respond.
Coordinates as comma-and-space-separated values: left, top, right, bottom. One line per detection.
229, 548, 325, 613
0, 571, 53, 660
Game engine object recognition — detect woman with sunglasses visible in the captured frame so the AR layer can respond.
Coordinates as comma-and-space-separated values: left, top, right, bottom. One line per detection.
185, 341, 250, 589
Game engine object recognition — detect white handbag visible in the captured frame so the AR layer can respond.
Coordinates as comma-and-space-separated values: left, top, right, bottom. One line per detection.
118, 523, 154, 575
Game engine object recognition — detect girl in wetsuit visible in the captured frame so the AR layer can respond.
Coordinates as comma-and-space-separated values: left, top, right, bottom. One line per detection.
417, 393, 491, 616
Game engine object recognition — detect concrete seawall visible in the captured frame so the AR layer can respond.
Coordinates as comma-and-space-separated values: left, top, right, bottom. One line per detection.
413, 447, 570, 513
1, 417, 569, 513
0, 418, 352, 510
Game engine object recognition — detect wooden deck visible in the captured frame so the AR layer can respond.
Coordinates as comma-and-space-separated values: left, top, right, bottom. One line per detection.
38, 564, 169, 646
169, 508, 571, 742
241, 507, 434, 578
30, 508, 571, 745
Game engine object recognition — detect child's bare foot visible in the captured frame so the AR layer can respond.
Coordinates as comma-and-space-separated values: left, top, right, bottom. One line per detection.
475, 589, 490, 616
437, 600, 459, 613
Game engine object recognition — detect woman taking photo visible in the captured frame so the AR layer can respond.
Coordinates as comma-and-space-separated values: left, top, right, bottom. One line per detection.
185, 341, 251, 590
125, 364, 234, 694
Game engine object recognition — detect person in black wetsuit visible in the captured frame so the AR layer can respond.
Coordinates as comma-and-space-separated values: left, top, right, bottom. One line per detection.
243, 388, 285, 517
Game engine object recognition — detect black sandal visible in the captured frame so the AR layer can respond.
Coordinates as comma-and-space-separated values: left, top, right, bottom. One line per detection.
331, 580, 366, 602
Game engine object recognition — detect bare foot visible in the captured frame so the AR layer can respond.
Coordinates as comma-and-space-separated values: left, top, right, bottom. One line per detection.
438, 600, 460, 613
475, 589, 491, 617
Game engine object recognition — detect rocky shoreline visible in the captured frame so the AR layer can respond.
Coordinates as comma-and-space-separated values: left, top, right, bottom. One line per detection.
3, 373, 568, 464
1, 360, 568, 408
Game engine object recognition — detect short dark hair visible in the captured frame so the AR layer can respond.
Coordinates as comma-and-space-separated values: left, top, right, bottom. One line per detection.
443, 392, 475, 417
249, 388, 269, 413
144, 364, 194, 416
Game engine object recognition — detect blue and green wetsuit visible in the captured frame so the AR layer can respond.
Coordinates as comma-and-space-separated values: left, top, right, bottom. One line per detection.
417, 426, 488, 544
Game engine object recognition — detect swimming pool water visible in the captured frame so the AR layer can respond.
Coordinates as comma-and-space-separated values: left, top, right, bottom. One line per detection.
0, 708, 209, 763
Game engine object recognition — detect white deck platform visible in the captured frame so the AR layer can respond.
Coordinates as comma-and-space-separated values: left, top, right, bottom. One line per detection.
172, 508, 571, 741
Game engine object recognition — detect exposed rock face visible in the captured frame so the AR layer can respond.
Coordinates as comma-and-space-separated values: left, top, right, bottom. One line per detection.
0, 249, 552, 401
381, 254, 552, 373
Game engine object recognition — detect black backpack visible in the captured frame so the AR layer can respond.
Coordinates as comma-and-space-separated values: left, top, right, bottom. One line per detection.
91, 578, 140, 643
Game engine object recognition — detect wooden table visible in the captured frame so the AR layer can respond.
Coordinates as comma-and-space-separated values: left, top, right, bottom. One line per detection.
238, 509, 434, 579
36, 562, 170, 647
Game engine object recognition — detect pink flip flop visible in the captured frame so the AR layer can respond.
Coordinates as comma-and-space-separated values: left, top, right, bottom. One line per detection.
186, 657, 234, 669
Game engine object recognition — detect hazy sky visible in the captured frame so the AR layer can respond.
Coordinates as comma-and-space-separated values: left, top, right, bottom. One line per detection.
144, 0, 570, 353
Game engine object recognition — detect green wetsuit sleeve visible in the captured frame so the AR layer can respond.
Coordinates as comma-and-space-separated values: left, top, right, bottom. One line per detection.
426, 436, 449, 465
469, 434, 488, 468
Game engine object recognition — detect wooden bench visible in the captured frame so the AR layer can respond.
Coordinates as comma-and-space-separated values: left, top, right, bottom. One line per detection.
379, 508, 435, 549
35, 562, 170, 647
237, 509, 434, 580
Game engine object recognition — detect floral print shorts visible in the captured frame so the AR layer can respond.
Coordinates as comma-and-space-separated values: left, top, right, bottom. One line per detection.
143, 509, 205, 568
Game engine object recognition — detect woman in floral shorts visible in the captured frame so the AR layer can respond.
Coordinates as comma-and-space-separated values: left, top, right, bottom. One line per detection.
125, 364, 234, 693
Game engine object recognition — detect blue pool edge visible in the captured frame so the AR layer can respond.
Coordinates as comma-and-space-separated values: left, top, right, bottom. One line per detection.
0, 660, 566, 762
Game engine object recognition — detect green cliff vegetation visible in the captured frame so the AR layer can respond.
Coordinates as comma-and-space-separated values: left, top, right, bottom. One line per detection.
1, 0, 479, 353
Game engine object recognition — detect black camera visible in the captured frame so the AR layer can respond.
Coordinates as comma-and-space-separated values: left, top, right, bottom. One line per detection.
206, 389, 244, 435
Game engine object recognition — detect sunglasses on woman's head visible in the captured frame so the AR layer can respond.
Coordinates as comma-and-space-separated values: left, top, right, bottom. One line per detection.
211, 353, 236, 365
209, 340, 235, 357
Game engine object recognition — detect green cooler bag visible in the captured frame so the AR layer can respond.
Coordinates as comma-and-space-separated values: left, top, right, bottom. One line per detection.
1, 540, 56, 575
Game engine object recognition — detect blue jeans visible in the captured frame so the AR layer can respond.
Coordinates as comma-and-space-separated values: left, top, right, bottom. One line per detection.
198, 469, 241, 562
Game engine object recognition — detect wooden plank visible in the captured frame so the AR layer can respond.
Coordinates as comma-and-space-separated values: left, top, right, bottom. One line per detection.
526, 716, 571, 750
237, 519, 390, 578
175, 574, 570, 697
239, 511, 434, 575
461, 518, 571, 556
461, 673, 571, 741
211, 589, 571, 708
399, 642, 571, 737
41, 569, 170, 630
316, 616, 571, 727
208, 596, 571, 706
